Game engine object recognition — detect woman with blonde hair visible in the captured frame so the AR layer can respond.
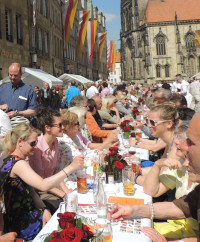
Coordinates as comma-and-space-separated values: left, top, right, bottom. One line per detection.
99, 95, 120, 126
0, 123, 83, 240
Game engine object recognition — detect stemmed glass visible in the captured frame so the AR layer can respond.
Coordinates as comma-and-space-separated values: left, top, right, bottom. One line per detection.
105, 191, 118, 225
94, 218, 112, 242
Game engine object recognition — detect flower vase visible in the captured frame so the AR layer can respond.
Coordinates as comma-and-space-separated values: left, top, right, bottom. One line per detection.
123, 131, 130, 139
113, 169, 122, 183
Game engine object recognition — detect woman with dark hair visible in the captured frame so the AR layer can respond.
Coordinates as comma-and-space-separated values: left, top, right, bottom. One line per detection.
50, 86, 61, 110
27, 107, 84, 212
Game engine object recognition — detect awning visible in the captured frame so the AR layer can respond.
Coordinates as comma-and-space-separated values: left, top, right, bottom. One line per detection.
58, 73, 92, 85
0, 67, 63, 88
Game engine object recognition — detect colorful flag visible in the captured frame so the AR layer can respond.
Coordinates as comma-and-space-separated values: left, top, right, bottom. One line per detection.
87, 20, 97, 62
78, 10, 90, 58
62, 0, 78, 49
107, 40, 114, 71
112, 42, 116, 73
98, 32, 107, 63
195, 30, 200, 44
193, 39, 200, 49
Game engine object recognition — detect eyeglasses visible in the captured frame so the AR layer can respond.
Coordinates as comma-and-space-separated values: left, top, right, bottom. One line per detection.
29, 140, 38, 147
146, 118, 169, 127
51, 122, 63, 128
74, 122, 80, 126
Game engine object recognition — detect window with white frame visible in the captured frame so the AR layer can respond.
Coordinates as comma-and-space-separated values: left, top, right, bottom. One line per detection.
5, 8, 12, 42
16, 14, 23, 45
38, 28, 42, 52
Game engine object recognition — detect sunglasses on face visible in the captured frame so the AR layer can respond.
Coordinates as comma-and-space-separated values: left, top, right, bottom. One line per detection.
74, 122, 80, 126
29, 140, 38, 147
51, 122, 63, 128
146, 118, 169, 127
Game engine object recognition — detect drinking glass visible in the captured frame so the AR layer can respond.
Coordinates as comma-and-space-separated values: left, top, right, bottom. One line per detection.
131, 158, 141, 175
94, 218, 112, 242
105, 191, 118, 225
59, 193, 78, 213
76, 167, 87, 193
122, 167, 135, 196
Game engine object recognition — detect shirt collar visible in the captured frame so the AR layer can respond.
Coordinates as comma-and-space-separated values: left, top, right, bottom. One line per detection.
11, 81, 24, 89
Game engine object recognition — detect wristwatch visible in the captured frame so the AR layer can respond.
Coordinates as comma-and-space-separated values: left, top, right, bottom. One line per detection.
16, 110, 20, 116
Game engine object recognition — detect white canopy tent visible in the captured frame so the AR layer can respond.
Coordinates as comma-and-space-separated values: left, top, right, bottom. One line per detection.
58, 73, 92, 85
0, 67, 63, 88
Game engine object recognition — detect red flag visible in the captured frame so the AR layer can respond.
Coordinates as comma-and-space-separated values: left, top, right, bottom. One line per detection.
87, 20, 97, 62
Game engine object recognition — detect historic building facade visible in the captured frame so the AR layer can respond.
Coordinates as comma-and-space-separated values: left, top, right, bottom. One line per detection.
121, 0, 200, 83
0, 0, 108, 81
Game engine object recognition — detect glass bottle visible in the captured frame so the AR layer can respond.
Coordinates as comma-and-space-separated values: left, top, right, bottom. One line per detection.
105, 158, 114, 184
93, 170, 99, 204
96, 177, 107, 219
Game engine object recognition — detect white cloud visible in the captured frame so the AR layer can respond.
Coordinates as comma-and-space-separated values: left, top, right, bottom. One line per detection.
104, 13, 119, 22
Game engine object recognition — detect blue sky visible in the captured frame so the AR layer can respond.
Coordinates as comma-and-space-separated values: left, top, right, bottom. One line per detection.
92, 0, 121, 50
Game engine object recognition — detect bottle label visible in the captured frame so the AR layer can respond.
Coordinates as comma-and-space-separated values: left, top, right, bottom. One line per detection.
108, 175, 114, 184
97, 207, 107, 219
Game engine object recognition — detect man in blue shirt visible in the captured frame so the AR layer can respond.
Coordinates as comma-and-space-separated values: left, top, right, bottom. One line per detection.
0, 63, 37, 118
65, 81, 81, 106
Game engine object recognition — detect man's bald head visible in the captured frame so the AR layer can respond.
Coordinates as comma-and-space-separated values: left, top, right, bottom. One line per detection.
9, 62, 22, 86
92, 95, 102, 110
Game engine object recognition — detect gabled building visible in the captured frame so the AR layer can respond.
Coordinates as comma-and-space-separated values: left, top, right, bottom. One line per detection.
121, 0, 200, 83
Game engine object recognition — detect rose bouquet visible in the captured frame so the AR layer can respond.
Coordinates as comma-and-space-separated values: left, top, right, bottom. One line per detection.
120, 120, 134, 139
132, 107, 140, 120
138, 97, 144, 105
101, 147, 128, 182
44, 212, 94, 242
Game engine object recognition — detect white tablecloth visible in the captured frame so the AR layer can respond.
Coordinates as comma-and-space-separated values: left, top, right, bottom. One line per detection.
33, 183, 152, 242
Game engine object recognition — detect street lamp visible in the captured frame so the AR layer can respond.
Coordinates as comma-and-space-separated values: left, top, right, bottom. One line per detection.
32, 53, 37, 66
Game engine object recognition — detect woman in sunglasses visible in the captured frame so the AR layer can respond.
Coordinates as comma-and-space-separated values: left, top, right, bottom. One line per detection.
27, 107, 84, 212
116, 94, 132, 118
136, 102, 180, 184
0, 123, 84, 240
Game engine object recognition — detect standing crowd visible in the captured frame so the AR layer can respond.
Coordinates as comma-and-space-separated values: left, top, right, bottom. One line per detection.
0, 62, 200, 241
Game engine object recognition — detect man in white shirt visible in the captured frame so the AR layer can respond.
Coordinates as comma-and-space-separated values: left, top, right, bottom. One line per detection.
171, 74, 192, 107
86, 82, 99, 99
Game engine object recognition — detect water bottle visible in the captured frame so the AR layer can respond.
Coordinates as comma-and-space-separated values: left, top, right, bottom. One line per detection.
93, 170, 99, 203
96, 177, 107, 219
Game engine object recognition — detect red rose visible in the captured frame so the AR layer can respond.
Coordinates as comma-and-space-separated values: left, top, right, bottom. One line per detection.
123, 120, 130, 124
49, 237, 62, 242
136, 112, 140, 115
133, 107, 138, 112
50, 231, 60, 237
57, 212, 75, 229
82, 224, 94, 239
109, 147, 118, 152
115, 160, 126, 170
124, 126, 130, 132
120, 122, 126, 126
60, 228, 83, 242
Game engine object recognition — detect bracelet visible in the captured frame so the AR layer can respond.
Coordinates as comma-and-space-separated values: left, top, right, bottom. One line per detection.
149, 203, 154, 220
62, 169, 68, 178
134, 174, 141, 184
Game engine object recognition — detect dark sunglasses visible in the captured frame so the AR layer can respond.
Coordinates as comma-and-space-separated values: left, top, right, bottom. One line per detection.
29, 140, 38, 147
51, 122, 63, 128
146, 118, 169, 127
74, 122, 80, 126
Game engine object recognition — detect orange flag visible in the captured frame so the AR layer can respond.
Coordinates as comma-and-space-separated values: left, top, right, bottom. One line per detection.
193, 39, 200, 49
98, 32, 107, 63
195, 30, 200, 44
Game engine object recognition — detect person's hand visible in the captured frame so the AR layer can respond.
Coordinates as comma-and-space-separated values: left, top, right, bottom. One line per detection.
129, 137, 137, 146
155, 158, 182, 170
107, 130, 119, 143
0, 232, 17, 242
111, 204, 135, 221
133, 121, 143, 129
141, 227, 167, 242
124, 115, 131, 120
70, 154, 85, 171
0, 104, 8, 111
42, 209, 52, 227
110, 107, 118, 113
7, 111, 17, 118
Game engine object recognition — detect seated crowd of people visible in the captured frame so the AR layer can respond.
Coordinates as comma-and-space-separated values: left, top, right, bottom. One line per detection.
0, 63, 200, 241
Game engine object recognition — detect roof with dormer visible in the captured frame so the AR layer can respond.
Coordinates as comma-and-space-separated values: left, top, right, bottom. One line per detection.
144, 0, 200, 24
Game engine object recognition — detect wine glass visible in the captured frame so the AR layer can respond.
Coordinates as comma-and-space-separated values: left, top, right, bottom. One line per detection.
94, 218, 112, 242
105, 191, 118, 225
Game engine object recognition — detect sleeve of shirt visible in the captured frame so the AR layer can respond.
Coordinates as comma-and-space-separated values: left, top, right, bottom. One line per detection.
142, 125, 155, 139
159, 168, 177, 190
99, 111, 117, 124
173, 185, 200, 220
0, 112, 12, 137
116, 103, 132, 116
27, 89, 37, 110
